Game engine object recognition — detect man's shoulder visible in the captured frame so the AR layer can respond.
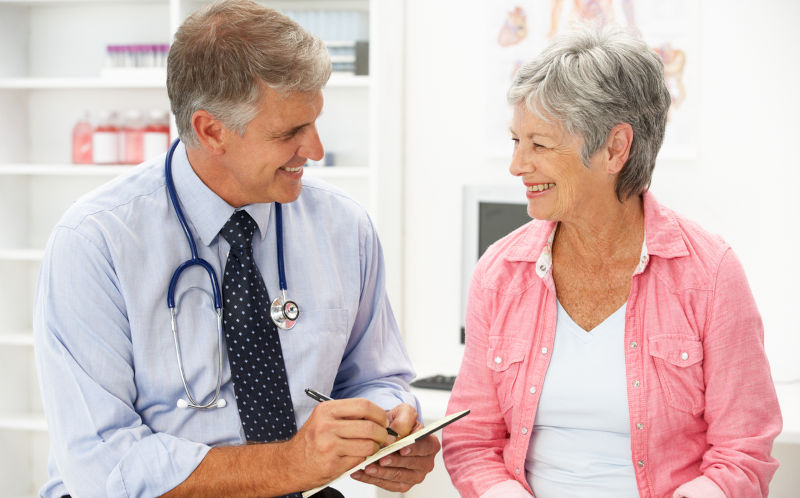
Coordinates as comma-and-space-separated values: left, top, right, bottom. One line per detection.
57, 158, 166, 232
294, 175, 370, 220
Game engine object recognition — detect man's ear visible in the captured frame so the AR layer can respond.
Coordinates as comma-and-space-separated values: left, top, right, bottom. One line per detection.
605, 123, 634, 175
192, 110, 226, 155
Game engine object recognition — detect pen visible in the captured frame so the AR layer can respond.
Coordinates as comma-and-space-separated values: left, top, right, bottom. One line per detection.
304, 388, 400, 437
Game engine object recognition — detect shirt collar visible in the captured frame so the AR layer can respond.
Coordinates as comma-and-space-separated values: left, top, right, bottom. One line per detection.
502, 190, 688, 279
641, 190, 689, 260
170, 141, 273, 246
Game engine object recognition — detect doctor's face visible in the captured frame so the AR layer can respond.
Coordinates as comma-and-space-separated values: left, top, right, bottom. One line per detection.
219, 86, 325, 206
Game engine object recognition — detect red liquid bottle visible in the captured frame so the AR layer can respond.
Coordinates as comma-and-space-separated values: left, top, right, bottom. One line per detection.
143, 109, 170, 160
71, 112, 93, 164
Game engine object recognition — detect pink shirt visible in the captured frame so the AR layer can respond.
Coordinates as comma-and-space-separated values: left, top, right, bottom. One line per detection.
443, 191, 781, 498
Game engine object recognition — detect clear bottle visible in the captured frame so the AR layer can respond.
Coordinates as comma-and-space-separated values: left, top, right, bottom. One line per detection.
92, 110, 120, 164
120, 110, 145, 164
71, 111, 93, 164
143, 109, 170, 159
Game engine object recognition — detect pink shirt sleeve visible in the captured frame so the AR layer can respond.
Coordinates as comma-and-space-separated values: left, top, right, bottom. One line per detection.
673, 475, 726, 498
443, 267, 526, 498
695, 248, 781, 496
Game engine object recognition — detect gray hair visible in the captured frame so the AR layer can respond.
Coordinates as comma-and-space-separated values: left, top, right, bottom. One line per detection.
167, 0, 331, 147
507, 24, 671, 201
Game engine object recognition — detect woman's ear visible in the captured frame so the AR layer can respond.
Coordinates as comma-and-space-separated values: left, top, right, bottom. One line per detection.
191, 109, 226, 155
605, 123, 634, 175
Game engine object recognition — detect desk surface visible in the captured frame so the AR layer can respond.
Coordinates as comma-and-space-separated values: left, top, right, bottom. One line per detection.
414, 382, 800, 444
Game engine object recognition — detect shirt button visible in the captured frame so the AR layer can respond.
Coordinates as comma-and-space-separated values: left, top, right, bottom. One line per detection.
630, 341, 638, 349
515, 467, 521, 474
541, 347, 548, 354
539, 264, 546, 271
681, 352, 689, 360
521, 427, 528, 435
638, 460, 646, 468
494, 356, 502, 364
633, 380, 641, 387
529, 386, 537, 394
636, 422, 644, 430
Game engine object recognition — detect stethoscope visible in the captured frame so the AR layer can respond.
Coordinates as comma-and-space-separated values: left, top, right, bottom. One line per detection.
164, 138, 300, 409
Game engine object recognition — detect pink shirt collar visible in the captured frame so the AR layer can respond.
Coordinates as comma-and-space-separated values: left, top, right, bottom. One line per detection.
503, 191, 690, 277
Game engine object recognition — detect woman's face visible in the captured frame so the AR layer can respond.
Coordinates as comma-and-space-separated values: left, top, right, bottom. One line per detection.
509, 104, 611, 222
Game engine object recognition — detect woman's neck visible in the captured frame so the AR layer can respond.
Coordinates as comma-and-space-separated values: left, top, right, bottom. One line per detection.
554, 194, 645, 264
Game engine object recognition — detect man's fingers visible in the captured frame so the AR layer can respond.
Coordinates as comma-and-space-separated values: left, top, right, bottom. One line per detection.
350, 468, 424, 493
386, 403, 419, 436
332, 418, 388, 446
390, 434, 441, 459
326, 398, 387, 426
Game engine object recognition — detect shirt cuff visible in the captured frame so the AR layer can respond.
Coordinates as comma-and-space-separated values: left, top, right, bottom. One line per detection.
106, 433, 211, 497
479, 479, 532, 498
673, 475, 725, 498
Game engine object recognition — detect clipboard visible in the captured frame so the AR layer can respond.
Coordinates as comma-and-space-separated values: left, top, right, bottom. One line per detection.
302, 409, 470, 497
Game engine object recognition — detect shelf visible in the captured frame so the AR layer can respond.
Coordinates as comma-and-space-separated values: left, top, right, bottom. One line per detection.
0, 77, 165, 90
0, 416, 47, 432
0, 163, 367, 178
0, 0, 164, 4
0, 73, 368, 90
0, 332, 35, 346
0, 164, 135, 176
0, 249, 44, 261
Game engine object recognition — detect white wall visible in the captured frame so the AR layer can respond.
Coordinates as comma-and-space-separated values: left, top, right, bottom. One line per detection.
402, 0, 800, 383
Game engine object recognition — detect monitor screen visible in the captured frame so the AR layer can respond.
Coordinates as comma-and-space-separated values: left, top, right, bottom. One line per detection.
477, 201, 530, 258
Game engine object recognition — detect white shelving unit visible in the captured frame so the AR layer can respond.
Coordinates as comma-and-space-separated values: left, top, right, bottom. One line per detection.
0, 0, 404, 495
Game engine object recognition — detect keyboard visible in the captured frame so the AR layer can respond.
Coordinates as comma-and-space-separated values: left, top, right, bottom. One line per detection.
411, 374, 456, 391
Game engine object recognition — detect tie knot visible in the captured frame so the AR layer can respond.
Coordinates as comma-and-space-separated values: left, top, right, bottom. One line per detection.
221, 210, 257, 252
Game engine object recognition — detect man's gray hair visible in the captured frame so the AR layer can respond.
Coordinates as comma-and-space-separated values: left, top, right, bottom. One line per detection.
167, 0, 331, 147
507, 24, 671, 201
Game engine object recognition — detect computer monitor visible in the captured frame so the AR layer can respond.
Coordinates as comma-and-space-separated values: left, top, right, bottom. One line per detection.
460, 184, 531, 343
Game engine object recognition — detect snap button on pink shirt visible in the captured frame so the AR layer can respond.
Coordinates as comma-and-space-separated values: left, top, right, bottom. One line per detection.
443, 191, 781, 498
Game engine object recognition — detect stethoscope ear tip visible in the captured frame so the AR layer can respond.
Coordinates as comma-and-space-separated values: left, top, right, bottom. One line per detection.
177, 399, 189, 409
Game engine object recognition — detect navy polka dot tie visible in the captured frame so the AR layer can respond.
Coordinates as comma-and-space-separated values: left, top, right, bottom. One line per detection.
220, 210, 298, 448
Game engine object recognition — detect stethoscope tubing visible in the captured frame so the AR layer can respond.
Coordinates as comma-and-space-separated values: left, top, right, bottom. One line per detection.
165, 138, 223, 311
164, 138, 298, 409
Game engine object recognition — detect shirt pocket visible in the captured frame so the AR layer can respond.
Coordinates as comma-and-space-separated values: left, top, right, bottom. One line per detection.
486, 336, 528, 413
648, 334, 705, 415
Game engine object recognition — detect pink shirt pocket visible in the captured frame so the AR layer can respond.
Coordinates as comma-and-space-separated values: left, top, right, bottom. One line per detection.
649, 335, 705, 416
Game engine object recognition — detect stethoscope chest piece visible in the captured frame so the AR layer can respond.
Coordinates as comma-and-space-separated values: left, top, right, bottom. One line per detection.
271, 290, 299, 330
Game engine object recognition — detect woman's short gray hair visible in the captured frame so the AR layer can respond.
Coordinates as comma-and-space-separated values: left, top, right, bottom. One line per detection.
167, 0, 331, 147
507, 24, 671, 201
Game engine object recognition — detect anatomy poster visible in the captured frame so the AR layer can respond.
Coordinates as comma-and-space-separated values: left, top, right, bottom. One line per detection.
484, 0, 698, 159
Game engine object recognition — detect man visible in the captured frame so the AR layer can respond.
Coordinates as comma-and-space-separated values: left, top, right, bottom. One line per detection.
33, 1, 439, 496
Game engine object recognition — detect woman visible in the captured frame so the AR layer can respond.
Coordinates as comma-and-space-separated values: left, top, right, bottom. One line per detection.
442, 25, 781, 498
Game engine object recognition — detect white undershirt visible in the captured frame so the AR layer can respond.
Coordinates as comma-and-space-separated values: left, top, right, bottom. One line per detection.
525, 301, 638, 498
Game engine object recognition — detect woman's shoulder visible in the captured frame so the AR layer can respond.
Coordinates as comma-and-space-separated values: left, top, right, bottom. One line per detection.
643, 192, 733, 289
474, 218, 554, 292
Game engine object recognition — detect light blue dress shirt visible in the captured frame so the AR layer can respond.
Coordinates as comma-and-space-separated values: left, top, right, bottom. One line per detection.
33, 142, 419, 498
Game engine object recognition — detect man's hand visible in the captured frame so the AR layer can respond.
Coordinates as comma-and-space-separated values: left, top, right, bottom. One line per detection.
286, 398, 389, 489
350, 403, 441, 492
